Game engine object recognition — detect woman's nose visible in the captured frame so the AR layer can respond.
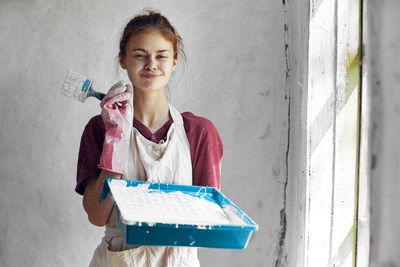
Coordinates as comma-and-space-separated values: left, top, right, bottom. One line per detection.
145, 57, 157, 70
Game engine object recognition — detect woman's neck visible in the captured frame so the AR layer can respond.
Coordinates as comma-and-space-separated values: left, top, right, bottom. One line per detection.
133, 89, 171, 133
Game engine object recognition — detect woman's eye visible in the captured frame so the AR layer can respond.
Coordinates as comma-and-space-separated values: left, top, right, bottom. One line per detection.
133, 54, 167, 59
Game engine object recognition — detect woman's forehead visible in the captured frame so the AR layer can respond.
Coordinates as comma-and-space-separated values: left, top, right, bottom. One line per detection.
128, 31, 173, 51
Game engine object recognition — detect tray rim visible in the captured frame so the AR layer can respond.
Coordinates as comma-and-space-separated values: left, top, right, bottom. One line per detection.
100, 178, 259, 231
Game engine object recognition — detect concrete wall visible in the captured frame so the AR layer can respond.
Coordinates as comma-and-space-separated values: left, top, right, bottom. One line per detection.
283, 0, 310, 266
0, 0, 291, 266
368, 1, 400, 266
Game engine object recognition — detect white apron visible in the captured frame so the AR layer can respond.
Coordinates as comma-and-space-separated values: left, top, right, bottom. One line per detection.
89, 104, 200, 267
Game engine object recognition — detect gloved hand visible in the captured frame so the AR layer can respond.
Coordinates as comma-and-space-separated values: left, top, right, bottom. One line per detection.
98, 81, 133, 174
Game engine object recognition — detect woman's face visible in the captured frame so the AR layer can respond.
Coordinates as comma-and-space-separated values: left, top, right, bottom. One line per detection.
120, 30, 177, 93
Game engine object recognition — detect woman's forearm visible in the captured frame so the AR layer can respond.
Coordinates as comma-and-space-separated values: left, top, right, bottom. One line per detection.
83, 170, 121, 226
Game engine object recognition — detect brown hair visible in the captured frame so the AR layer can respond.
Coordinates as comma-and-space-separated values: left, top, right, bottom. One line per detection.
119, 9, 185, 61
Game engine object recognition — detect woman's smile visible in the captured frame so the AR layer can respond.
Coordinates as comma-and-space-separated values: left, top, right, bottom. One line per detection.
141, 72, 162, 79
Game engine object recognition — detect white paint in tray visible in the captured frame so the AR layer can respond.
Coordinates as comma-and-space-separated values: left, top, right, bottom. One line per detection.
108, 180, 246, 227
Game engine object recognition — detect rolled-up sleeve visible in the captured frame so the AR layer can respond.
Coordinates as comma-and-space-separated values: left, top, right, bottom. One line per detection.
183, 112, 223, 190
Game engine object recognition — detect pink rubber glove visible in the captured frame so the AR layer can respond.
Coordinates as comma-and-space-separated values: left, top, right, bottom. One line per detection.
98, 81, 133, 174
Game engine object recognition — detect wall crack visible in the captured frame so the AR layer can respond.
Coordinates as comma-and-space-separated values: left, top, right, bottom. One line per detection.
275, 0, 290, 266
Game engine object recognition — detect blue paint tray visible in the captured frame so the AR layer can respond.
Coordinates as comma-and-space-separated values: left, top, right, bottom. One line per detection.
100, 178, 258, 249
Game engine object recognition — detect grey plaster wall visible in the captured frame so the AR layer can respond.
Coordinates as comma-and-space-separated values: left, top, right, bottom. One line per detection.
0, 0, 290, 266
368, 1, 400, 266
284, 1, 309, 266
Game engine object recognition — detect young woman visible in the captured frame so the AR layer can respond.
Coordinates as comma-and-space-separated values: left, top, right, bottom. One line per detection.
75, 10, 223, 266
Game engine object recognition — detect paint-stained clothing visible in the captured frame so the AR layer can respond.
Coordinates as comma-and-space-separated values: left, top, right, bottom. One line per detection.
89, 104, 200, 266
75, 112, 223, 195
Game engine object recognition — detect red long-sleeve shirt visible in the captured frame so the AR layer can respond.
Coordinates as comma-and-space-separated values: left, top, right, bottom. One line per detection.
75, 112, 223, 195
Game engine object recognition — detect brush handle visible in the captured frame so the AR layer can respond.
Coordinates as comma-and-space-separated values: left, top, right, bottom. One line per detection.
88, 87, 123, 107
87, 87, 105, 101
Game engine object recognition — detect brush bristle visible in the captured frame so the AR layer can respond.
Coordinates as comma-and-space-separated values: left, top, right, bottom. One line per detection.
61, 70, 93, 103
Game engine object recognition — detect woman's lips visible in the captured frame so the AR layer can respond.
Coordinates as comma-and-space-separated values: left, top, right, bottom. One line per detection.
142, 73, 160, 79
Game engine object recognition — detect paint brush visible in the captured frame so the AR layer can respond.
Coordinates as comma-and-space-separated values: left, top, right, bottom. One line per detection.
60, 70, 105, 103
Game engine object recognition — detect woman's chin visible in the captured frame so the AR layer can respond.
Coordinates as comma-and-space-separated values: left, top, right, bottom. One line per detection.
133, 84, 166, 93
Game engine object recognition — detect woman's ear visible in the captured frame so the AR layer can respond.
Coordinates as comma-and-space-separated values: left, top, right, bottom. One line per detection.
119, 53, 126, 69
171, 57, 178, 72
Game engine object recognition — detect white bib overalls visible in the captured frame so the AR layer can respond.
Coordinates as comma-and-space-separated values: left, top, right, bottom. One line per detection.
89, 104, 200, 267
